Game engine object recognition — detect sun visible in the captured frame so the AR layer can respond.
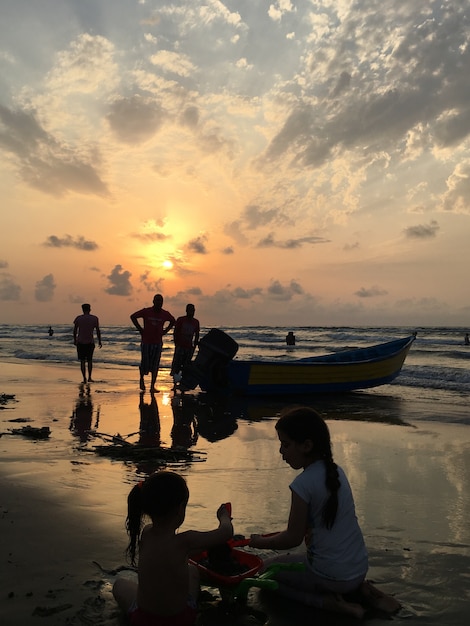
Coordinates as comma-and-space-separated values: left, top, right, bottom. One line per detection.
162, 259, 174, 270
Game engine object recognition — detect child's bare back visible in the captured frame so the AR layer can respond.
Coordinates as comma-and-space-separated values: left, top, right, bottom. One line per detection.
113, 472, 233, 625
136, 525, 193, 615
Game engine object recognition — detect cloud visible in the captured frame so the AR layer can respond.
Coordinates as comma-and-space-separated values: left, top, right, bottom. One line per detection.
354, 285, 388, 298
186, 235, 208, 254
150, 50, 196, 77
68, 294, 85, 305
222, 246, 234, 254
441, 162, 470, 214
131, 232, 170, 242
224, 204, 294, 246
131, 219, 170, 242
343, 242, 360, 251
105, 265, 133, 296
242, 204, 290, 229
43, 235, 99, 250
231, 286, 263, 299
107, 96, 165, 144
139, 271, 164, 294
0, 276, 21, 300
35, 274, 56, 302
0, 105, 109, 198
257, 233, 329, 248
0, 260, 8, 268
267, 279, 304, 301
403, 221, 439, 239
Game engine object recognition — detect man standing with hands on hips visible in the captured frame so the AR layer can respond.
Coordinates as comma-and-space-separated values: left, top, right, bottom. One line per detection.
130, 294, 175, 393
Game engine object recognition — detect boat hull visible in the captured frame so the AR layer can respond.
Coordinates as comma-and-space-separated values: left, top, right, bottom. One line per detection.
189, 334, 416, 396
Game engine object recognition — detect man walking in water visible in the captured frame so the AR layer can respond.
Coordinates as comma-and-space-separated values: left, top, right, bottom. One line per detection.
73, 303, 102, 383
130, 294, 175, 393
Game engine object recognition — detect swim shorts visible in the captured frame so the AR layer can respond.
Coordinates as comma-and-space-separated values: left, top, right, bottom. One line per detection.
76, 343, 95, 361
140, 343, 162, 375
129, 599, 197, 626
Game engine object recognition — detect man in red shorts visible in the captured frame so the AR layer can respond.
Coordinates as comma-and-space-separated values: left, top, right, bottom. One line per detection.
131, 294, 175, 393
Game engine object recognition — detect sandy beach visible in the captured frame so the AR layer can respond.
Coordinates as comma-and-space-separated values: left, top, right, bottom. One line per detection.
1, 359, 469, 625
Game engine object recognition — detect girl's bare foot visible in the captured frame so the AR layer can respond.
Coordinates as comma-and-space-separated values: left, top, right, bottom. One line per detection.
322, 592, 365, 619
359, 580, 401, 614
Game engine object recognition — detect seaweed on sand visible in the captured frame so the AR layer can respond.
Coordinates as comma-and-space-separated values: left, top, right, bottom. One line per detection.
87, 430, 206, 465
92, 443, 205, 464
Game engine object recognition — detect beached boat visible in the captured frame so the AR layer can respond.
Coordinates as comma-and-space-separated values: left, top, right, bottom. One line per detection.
180, 329, 416, 396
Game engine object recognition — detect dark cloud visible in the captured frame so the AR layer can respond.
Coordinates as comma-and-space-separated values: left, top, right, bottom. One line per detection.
354, 286, 388, 298
187, 235, 208, 254
180, 106, 199, 128
257, 233, 329, 248
331, 71, 352, 98
404, 221, 439, 239
267, 279, 304, 301
223, 220, 249, 245
0, 260, 8, 268
222, 246, 234, 254
140, 271, 164, 294
231, 286, 263, 299
131, 232, 170, 242
261, 5, 470, 172
43, 235, 98, 250
0, 276, 21, 300
0, 105, 108, 197
35, 273, 56, 302
243, 204, 289, 228
107, 96, 165, 144
105, 265, 133, 296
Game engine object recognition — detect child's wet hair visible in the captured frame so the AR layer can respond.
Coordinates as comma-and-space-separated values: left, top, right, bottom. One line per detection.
276, 406, 340, 530
126, 471, 189, 564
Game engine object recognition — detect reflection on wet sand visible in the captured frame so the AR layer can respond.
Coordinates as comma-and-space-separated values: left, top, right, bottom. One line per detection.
69, 383, 100, 442
139, 392, 161, 447
170, 395, 198, 448
189, 389, 413, 428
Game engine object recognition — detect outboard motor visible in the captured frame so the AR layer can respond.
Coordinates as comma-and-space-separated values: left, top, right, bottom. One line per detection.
180, 329, 238, 391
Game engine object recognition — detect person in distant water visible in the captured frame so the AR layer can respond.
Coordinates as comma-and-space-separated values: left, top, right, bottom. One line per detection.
130, 294, 176, 393
286, 331, 296, 346
48, 326, 54, 337
465, 333, 470, 345
73, 303, 102, 383
170, 304, 200, 385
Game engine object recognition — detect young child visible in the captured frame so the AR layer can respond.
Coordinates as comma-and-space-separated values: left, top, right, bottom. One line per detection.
113, 471, 233, 626
249, 406, 401, 619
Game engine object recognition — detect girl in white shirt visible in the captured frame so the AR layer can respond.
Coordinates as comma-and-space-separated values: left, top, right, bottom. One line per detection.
249, 406, 401, 618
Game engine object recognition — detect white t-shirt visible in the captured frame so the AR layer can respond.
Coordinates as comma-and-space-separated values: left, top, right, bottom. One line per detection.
291, 461, 368, 581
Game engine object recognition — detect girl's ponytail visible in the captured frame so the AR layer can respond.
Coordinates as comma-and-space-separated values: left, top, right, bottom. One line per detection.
322, 452, 340, 529
126, 483, 144, 565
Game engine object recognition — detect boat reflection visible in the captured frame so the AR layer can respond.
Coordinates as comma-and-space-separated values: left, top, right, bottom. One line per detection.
186, 389, 413, 429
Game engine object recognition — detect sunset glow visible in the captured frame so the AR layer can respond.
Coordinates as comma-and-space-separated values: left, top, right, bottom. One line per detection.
1, 1, 469, 326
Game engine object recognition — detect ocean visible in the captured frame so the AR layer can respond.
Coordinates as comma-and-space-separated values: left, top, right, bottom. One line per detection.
1, 324, 468, 425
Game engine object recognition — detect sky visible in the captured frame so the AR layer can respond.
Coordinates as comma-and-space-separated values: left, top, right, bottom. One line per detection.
1, 0, 470, 328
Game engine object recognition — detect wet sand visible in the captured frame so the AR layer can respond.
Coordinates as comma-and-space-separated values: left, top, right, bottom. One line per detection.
1, 360, 469, 625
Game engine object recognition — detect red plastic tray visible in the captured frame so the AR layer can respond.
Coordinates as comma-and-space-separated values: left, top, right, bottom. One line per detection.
189, 547, 263, 587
